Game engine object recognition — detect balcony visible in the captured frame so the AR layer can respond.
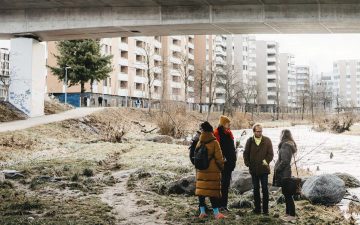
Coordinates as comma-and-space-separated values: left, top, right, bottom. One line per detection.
188, 87, 194, 93
188, 64, 195, 71
267, 57, 276, 63
118, 89, 128, 97
135, 47, 146, 56
170, 56, 182, 65
119, 42, 128, 51
267, 48, 276, 54
134, 90, 145, 98
188, 76, 195, 81
153, 80, 162, 86
170, 45, 182, 53
153, 54, 162, 62
267, 65, 277, 71
267, 82, 277, 88
171, 82, 182, 89
188, 42, 194, 49
134, 76, 147, 84
134, 61, 147, 70
268, 74, 277, 80
170, 69, 181, 76
118, 73, 128, 81
119, 58, 128, 66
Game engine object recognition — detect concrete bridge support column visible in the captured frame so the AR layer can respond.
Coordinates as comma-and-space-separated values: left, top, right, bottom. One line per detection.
9, 38, 46, 117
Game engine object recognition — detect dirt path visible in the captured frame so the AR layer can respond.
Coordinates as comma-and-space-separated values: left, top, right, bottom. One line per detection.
101, 170, 167, 225
0, 107, 103, 133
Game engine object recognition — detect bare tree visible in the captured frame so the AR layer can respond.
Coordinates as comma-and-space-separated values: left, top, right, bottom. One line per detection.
194, 68, 207, 113
142, 43, 163, 113
297, 89, 309, 120
238, 75, 258, 119
217, 66, 242, 116
206, 67, 218, 121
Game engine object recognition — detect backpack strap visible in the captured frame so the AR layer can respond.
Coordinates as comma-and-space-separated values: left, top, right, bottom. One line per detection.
201, 138, 216, 161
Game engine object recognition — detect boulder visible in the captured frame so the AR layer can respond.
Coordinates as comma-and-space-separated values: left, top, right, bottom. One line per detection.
334, 173, 360, 188
231, 170, 253, 194
302, 174, 346, 205
167, 175, 195, 195
146, 135, 174, 144
1, 170, 25, 179
230, 199, 253, 209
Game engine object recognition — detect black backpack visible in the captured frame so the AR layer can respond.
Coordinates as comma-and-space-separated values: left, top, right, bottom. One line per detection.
194, 139, 215, 170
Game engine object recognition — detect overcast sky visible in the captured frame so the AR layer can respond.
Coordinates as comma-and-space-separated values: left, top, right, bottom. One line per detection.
2, 34, 360, 74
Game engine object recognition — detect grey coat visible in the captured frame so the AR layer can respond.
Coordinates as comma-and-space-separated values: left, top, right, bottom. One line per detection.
273, 140, 296, 187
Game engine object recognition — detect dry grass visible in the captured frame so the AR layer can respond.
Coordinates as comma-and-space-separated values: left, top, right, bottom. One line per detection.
44, 99, 73, 115
0, 101, 27, 122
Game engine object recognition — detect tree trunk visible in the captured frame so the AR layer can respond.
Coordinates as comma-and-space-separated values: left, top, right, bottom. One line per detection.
80, 81, 85, 107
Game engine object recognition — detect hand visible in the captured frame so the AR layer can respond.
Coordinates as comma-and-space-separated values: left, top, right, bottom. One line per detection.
262, 159, 268, 166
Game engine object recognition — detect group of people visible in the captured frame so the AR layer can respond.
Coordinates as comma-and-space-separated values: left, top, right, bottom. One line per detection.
190, 116, 298, 222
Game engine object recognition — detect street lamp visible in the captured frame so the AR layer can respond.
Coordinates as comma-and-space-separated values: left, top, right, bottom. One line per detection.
64, 66, 71, 105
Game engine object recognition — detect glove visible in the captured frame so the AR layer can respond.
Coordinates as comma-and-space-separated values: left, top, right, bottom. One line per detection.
262, 159, 268, 166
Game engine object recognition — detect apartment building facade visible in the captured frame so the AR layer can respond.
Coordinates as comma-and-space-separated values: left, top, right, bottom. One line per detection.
333, 60, 360, 107
279, 53, 296, 109
0, 48, 10, 100
255, 41, 281, 112
295, 65, 311, 109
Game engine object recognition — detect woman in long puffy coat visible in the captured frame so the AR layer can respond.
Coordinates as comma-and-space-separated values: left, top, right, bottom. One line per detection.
195, 121, 225, 220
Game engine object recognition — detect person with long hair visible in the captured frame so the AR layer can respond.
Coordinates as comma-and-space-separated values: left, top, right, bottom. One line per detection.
273, 129, 298, 222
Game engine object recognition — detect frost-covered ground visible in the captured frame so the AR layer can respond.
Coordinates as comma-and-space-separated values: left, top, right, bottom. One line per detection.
234, 125, 360, 222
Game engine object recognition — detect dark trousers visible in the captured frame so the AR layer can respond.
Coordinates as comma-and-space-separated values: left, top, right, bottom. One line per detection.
198, 196, 220, 209
284, 194, 296, 216
221, 168, 232, 208
251, 174, 269, 213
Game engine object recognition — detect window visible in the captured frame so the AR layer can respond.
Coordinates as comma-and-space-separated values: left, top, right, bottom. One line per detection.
136, 40, 145, 48
136, 69, 144, 76
155, 47, 160, 55
172, 76, 181, 82
154, 73, 161, 80
120, 66, 128, 74
121, 37, 128, 43
119, 81, 128, 89
173, 63, 180, 70
135, 83, 143, 90
120, 51, 128, 58
172, 88, 180, 95
172, 39, 181, 46
136, 55, 145, 62
154, 86, 160, 94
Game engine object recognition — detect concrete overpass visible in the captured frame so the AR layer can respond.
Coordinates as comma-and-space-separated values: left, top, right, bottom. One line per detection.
3, 0, 360, 117
2, 1, 360, 41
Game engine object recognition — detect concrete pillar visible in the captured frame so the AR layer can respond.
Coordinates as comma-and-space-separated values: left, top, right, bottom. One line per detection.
9, 38, 46, 117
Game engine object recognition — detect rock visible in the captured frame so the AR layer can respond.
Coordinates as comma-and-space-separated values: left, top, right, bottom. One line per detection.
146, 135, 174, 144
334, 173, 360, 188
2, 170, 25, 179
231, 170, 253, 194
230, 199, 253, 209
167, 176, 195, 195
302, 174, 346, 205
174, 139, 191, 146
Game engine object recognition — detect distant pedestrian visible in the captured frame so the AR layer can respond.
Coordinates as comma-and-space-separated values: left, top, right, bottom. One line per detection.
195, 121, 225, 220
243, 123, 274, 215
213, 115, 237, 212
273, 129, 298, 223
98, 96, 103, 107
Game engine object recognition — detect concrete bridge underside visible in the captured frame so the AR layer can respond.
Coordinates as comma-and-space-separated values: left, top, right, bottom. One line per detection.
2, 0, 360, 41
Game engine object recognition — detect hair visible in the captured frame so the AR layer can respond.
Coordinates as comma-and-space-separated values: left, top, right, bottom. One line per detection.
252, 123, 263, 132
200, 121, 213, 132
280, 129, 297, 153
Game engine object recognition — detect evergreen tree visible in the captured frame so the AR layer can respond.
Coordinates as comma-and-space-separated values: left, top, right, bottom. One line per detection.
49, 40, 113, 106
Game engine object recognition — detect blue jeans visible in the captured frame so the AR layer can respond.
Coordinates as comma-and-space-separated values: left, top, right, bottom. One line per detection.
251, 174, 269, 213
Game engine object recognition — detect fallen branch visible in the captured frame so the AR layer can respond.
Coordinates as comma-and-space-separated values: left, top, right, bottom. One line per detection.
344, 197, 360, 203
132, 121, 146, 128
141, 128, 157, 134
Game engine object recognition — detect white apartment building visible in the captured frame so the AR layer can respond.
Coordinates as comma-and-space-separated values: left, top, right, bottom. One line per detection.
333, 60, 360, 107
0, 48, 10, 100
279, 53, 296, 109
256, 40, 281, 112
295, 65, 310, 108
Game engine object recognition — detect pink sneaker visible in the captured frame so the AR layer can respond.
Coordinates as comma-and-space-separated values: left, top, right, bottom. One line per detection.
215, 213, 226, 220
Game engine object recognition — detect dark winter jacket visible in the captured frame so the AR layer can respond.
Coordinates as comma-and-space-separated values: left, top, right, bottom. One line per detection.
273, 140, 297, 187
189, 131, 201, 165
214, 126, 237, 171
243, 136, 274, 176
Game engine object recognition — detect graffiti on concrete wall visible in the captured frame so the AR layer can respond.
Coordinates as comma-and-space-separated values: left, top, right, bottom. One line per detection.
9, 89, 31, 114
